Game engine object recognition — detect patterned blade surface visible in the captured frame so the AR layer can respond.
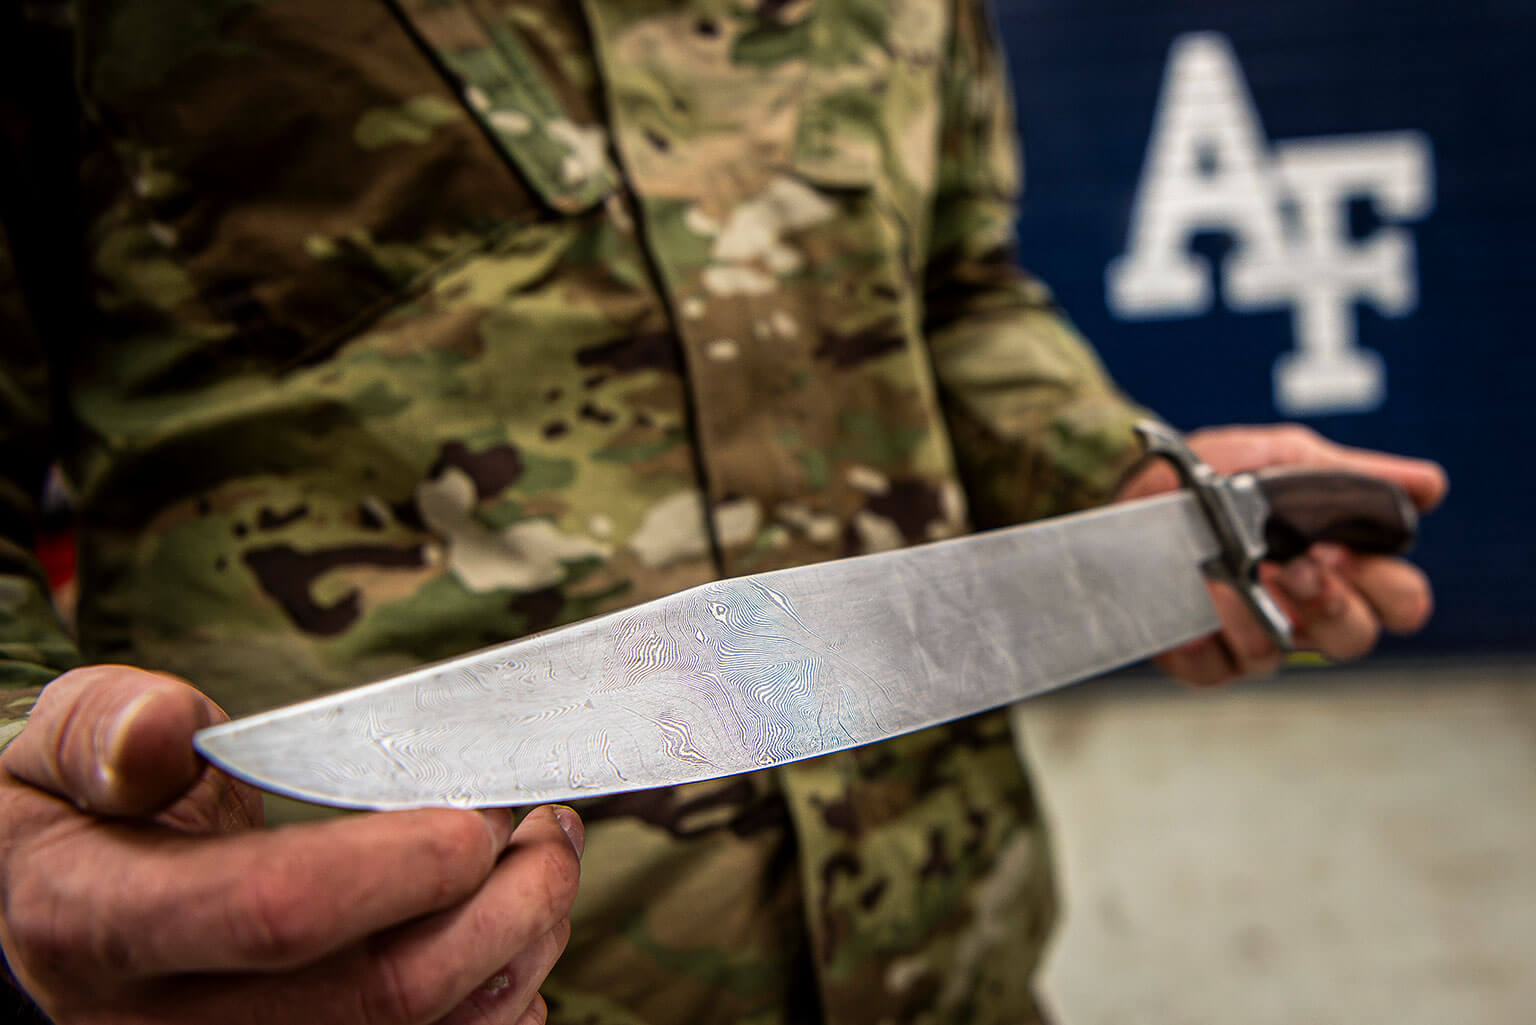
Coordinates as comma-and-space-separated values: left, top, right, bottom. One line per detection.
195, 493, 1222, 809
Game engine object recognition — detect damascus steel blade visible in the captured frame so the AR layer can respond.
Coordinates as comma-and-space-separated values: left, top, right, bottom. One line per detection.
195, 492, 1225, 809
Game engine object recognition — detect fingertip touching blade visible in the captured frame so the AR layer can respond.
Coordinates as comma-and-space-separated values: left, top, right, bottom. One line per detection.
194, 493, 1223, 810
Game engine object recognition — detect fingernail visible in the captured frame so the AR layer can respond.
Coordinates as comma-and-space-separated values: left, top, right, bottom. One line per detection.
552, 805, 584, 859
1281, 559, 1321, 601
92, 690, 159, 796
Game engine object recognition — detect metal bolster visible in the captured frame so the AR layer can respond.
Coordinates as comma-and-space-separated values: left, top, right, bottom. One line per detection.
1133, 421, 1294, 650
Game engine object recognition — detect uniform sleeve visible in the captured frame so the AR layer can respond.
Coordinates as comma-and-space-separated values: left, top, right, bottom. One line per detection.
924, 0, 1152, 529
0, 3, 86, 748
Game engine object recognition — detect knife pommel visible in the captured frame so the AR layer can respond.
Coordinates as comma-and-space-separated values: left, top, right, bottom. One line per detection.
1255, 469, 1418, 563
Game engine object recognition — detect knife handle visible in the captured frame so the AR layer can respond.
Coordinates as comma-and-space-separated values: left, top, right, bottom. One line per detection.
1256, 469, 1419, 563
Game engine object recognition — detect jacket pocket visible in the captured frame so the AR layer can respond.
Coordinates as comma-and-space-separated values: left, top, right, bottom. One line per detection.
774, 0, 952, 351
78, 0, 615, 373
786, 0, 949, 267
391, 0, 620, 215
789, 0, 949, 186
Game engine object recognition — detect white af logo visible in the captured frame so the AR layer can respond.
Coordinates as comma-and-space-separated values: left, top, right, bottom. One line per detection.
1107, 33, 1434, 415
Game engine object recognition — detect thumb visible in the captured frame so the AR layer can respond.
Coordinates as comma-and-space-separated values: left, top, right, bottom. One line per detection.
1120, 424, 1449, 513
1291, 441, 1448, 514
1, 665, 224, 816
1193, 424, 1449, 513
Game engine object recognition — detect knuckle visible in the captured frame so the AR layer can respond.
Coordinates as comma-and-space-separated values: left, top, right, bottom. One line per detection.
2, 862, 123, 985
532, 845, 580, 914
1278, 423, 1320, 448
362, 948, 447, 1025
429, 812, 490, 865
1331, 621, 1380, 662
5, 875, 76, 970
40, 666, 108, 705
519, 925, 567, 989
45, 697, 90, 789
550, 914, 572, 955
1160, 642, 1227, 688
227, 867, 327, 966
1280, 423, 1318, 441
1260, 423, 1319, 464
418, 814, 493, 904
1237, 627, 1280, 665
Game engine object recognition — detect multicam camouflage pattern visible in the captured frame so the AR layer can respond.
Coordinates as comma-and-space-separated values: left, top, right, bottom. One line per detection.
0, 0, 1149, 1021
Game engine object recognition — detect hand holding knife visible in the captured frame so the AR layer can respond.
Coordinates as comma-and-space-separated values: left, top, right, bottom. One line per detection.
1121, 422, 1445, 686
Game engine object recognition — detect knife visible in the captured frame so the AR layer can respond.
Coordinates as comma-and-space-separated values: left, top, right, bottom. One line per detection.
194, 422, 1419, 810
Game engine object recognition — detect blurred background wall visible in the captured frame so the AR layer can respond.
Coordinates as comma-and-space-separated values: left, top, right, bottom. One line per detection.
991, 3, 1535, 1021
995, 0, 1535, 655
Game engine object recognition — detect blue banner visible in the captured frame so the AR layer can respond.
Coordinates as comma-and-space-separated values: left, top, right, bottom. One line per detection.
998, 0, 1536, 654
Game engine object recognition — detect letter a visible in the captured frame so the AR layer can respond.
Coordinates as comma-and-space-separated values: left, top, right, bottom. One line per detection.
1107, 33, 1289, 317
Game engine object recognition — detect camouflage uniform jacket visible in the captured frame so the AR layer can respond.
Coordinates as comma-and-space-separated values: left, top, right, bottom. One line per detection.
0, 1, 1147, 1022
